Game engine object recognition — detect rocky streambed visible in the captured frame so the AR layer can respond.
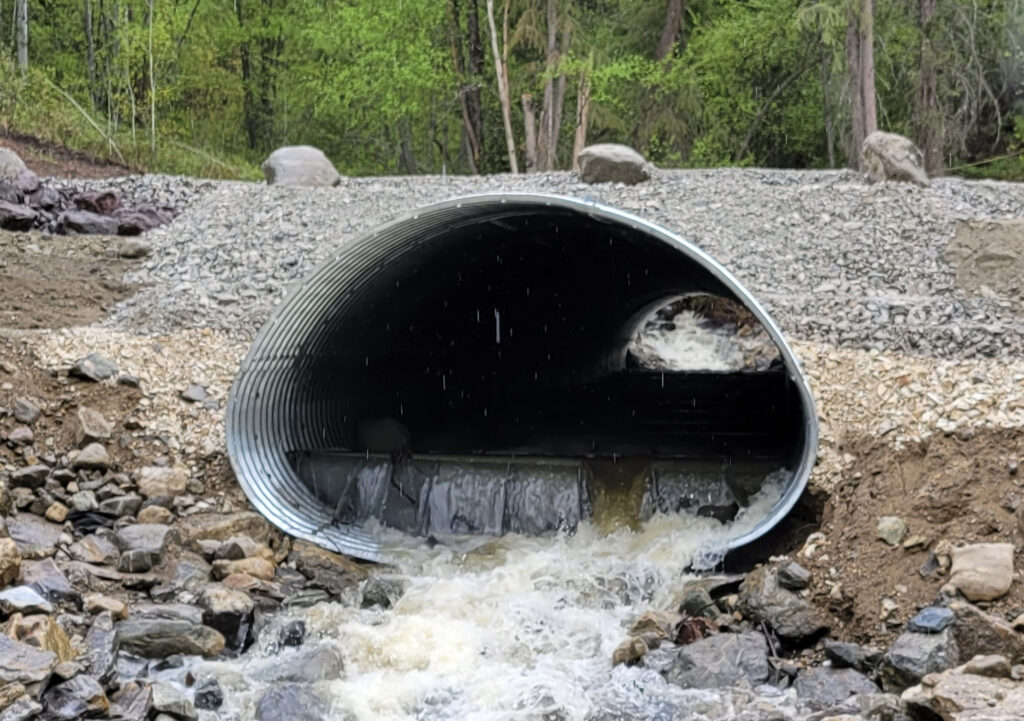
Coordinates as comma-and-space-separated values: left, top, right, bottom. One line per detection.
1, 165, 1024, 720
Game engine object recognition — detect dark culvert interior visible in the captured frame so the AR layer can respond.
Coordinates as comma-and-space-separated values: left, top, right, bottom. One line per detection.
227, 196, 816, 561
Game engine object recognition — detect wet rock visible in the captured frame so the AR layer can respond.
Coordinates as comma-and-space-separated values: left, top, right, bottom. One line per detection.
950, 600, 1024, 663
0, 695, 41, 721
118, 549, 153, 573
777, 561, 811, 591
255, 683, 328, 721
71, 444, 110, 472
361, 576, 406, 609
212, 557, 275, 582
117, 603, 225, 657
71, 406, 112, 447
0, 587, 52, 617
902, 661, 1024, 720
0, 202, 36, 231
198, 584, 254, 652
72, 190, 120, 215
0, 634, 58, 685
180, 385, 207, 403
860, 131, 929, 186
193, 678, 223, 711
947, 543, 1014, 602
907, 606, 955, 634
612, 637, 648, 666
738, 566, 828, 642
70, 354, 118, 383
10, 465, 49, 489
113, 523, 175, 560
879, 627, 959, 691
136, 466, 189, 499
83, 611, 117, 684
0, 538, 21, 586
793, 667, 880, 710
0, 148, 28, 179
875, 516, 906, 546
68, 534, 119, 565
20, 559, 79, 606
663, 631, 769, 689
7, 614, 74, 663
12, 399, 40, 425
577, 144, 651, 185
676, 586, 720, 620
254, 642, 346, 683
262, 146, 341, 187
108, 682, 152, 719
151, 682, 198, 721
42, 673, 108, 720
58, 209, 119, 235
289, 539, 365, 596
7, 516, 62, 559
278, 620, 305, 647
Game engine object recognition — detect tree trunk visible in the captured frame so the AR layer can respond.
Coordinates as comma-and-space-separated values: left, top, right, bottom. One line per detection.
84, 0, 97, 107
845, 7, 864, 167
485, 0, 518, 172
538, 0, 570, 171
916, 0, 942, 174
817, 21, 835, 168
147, 0, 155, 155
655, 0, 685, 62
448, 0, 479, 172
571, 65, 590, 171
522, 93, 537, 171
859, 0, 877, 137
465, 0, 485, 163
15, 0, 27, 74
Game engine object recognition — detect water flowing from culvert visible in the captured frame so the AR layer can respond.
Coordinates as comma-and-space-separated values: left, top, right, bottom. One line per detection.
174, 313, 803, 720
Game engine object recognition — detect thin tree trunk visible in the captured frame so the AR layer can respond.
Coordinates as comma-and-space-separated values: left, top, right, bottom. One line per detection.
817, 21, 835, 168
538, 0, 557, 170
147, 0, 156, 155
846, 8, 864, 167
84, 0, 97, 107
449, 0, 480, 172
549, 21, 571, 168
485, 0, 518, 172
465, 0, 485, 162
916, 0, 941, 174
860, 0, 877, 136
15, 0, 27, 74
655, 0, 684, 62
522, 93, 537, 171
571, 64, 590, 171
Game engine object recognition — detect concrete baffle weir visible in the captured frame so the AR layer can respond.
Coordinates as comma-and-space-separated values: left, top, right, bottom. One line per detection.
226, 194, 818, 562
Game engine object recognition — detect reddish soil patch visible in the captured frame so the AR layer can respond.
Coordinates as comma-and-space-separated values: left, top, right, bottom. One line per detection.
806, 429, 1024, 646
0, 230, 137, 329
1, 131, 135, 179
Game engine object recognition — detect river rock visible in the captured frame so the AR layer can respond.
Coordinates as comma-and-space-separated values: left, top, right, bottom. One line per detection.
117, 603, 225, 657
42, 674, 108, 720
212, 557, 275, 581
0, 634, 57, 685
738, 565, 828, 642
7, 516, 62, 559
0, 539, 21, 586
58, 209, 119, 235
6, 427, 32, 445
289, 540, 366, 595
963, 653, 1012, 678
70, 354, 118, 383
777, 561, 811, 590
950, 600, 1024, 663
98, 493, 143, 517
255, 683, 328, 721
0, 695, 41, 721
902, 661, 1024, 720
178, 512, 271, 545
71, 406, 112, 447
72, 190, 120, 215
879, 627, 959, 691
137, 505, 174, 524
860, 131, 929, 186
44, 502, 68, 524
136, 466, 189, 499
193, 678, 223, 711
0, 587, 52, 617
108, 682, 152, 719
151, 682, 198, 721
9, 466, 49, 490
83, 593, 127, 619
947, 543, 1014, 601
262, 146, 341, 187
116, 205, 172, 235
71, 443, 110, 472
578, 144, 651, 185
361, 576, 406, 609
214, 535, 274, 562
83, 611, 117, 684
7, 614, 74, 663
663, 631, 769, 689
118, 548, 152, 573
20, 559, 78, 606
254, 641, 346, 683
876, 516, 907, 546
0, 202, 35, 231
0, 148, 28, 179
793, 667, 880, 710
68, 534, 119, 565
113, 523, 175, 560
12, 399, 40, 425
198, 584, 254, 652
908, 606, 955, 634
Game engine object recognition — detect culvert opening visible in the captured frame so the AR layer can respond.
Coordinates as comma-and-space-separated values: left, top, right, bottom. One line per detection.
227, 195, 817, 561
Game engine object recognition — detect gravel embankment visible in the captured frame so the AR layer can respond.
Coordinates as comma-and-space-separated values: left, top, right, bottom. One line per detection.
89, 169, 1024, 360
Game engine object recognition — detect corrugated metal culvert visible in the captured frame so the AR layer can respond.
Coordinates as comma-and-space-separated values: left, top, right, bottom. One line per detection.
226, 194, 818, 562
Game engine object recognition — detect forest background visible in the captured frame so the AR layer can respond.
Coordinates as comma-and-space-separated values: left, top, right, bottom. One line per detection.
1, 0, 1022, 180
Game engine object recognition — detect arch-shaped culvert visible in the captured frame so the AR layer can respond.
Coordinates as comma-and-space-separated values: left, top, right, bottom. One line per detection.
226, 194, 817, 562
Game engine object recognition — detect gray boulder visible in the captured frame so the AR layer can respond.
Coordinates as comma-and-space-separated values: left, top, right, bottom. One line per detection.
577, 144, 651, 185
0, 201, 36, 231
117, 603, 225, 657
0, 635, 58, 685
793, 666, 879, 710
662, 632, 769, 689
256, 684, 328, 721
0, 148, 27, 180
879, 627, 959, 691
57, 209, 119, 235
262, 146, 341, 187
738, 565, 829, 642
860, 131, 929, 186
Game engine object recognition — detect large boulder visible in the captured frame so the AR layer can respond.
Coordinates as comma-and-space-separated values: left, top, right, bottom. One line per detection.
737, 565, 829, 642
262, 146, 341, 187
879, 627, 959, 691
902, 658, 1024, 720
662, 631, 769, 689
0, 148, 28, 180
577, 144, 651, 185
860, 131, 929, 186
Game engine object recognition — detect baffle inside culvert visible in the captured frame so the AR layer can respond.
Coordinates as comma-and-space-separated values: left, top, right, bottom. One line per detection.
226, 194, 818, 561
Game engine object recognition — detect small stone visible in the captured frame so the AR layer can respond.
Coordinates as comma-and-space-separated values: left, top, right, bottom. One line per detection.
777, 561, 811, 590
97, 494, 143, 517
68, 535, 119, 565
948, 543, 1015, 602
7, 516, 62, 559
70, 353, 118, 382
662, 631, 769, 689
68, 491, 98, 512
117, 374, 141, 388
113, 523, 175, 559
907, 606, 955, 634
138, 505, 174, 524
0, 538, 22, 586
10, 465, 49, 489
151, 682, 198, 721
71, 443, 110, 472
20, 558, 79, 605
612, 636, 648, 666
7, 614, 74, 663
108, 682, 152, 720
0, 634, 58, 685
118, 239, 151, 258
793, 666, 880, 711
738, 565, 828, 641
83, 593, 128, 620
876, 516, 907, 546
0, 586, 52, 617
6, 427, 33, 445
193, 678, 223, 711
963, 654, 1013, 678
12, 399, 40, 425
117, 604, 225, 658
70, 406, 112, 447
43, 502, 68, 524
41, 673, 108, 720
278, 620, 305, 647
212, 557, 275, 582
879, 627, 959, 691
118, 549, 153, 573
198, 584, 254, 652
180, 385, 208, 403
136, 466, 189, 499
